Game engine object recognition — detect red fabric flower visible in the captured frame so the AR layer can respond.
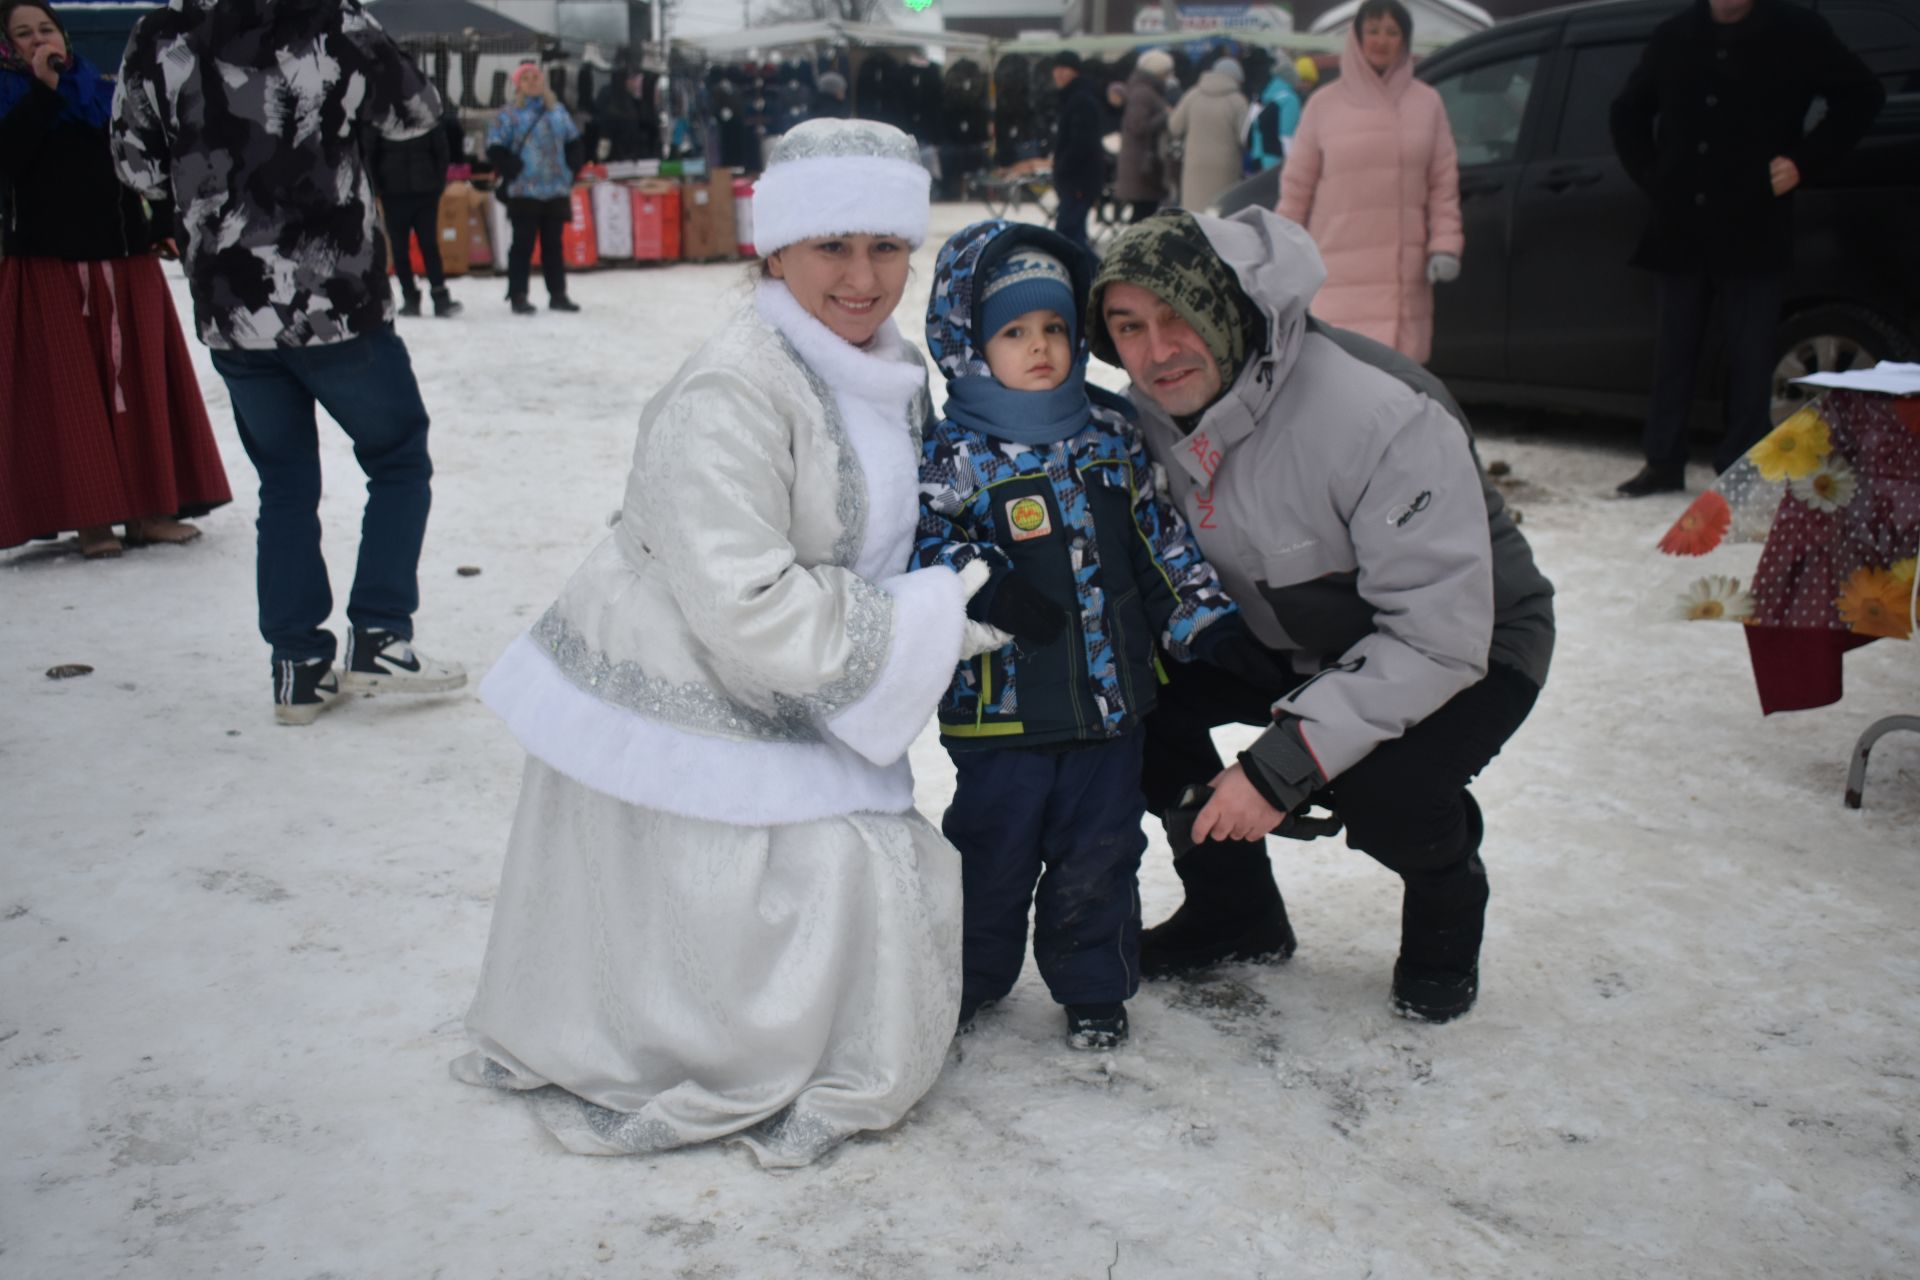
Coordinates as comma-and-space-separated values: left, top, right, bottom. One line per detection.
1658, 490, 1732, 557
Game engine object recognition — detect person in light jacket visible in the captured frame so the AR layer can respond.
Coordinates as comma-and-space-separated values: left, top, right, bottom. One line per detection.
1114, 50, 1173, 223
1278, 0, 1463, 364
455, 120, 991, 1167
1088, 208, 1553, 1024
1169, 55, 1248, 213
487, 62, 581, 315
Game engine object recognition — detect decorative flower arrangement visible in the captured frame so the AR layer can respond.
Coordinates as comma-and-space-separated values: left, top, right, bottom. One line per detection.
1787, 456, 1857, 513
1674, 574, 1754, 622
1836, 565, 1915, 639
1749, 407, 1832, 482
1658, 490, 1732, 557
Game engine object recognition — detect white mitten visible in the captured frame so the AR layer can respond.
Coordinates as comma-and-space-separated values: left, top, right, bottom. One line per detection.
956, 557, 992, 600
1426, 252, 1461, 284
961, 620, 1014, 659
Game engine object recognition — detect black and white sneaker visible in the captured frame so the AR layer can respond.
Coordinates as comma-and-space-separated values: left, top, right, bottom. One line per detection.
1064, 1003, 1129, 1051
340, 628, 467, 694
274, 658, 342, 726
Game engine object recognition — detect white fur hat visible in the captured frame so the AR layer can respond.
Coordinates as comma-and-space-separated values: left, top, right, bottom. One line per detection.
752, 119, 931, 255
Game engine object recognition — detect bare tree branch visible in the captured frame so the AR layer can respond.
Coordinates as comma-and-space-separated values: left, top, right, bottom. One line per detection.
756, 0, 885, 24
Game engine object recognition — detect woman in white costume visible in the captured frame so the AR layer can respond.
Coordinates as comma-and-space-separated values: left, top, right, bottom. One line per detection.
453, 119, 998, 1167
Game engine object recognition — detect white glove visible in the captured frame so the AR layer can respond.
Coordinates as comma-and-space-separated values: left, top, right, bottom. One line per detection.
953, 560, 1011, 658
1426, 252, 1461, 284
961, 620, 1014, 659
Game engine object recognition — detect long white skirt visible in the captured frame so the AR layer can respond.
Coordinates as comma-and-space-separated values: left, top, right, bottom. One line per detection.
452, 759, 963, 1167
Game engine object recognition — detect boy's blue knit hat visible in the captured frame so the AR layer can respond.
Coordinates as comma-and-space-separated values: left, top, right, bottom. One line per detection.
979, 248, 1076, 346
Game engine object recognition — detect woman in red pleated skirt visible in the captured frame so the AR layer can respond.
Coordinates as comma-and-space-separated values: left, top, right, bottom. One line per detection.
1, 2, 229, 558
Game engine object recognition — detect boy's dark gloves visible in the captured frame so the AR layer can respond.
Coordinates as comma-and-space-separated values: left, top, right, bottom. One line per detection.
1191, 614, 1285, 690
968, 571, 1069, 647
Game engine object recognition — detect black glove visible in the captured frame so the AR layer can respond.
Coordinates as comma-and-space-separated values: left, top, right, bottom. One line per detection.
968, 571, 1069, 647
1191, 614, 1285, 690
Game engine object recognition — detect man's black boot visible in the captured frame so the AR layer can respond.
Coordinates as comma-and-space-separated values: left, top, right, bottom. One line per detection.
1140, 838, 1295, 980
1391, 793, 1487, 1023
431, 286, 462, 317
396, 290, 422, 317
1615, 463, 1685, 497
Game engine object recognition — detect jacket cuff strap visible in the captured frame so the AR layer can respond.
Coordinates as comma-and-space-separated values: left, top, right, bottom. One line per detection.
1237, 718, 1322, 815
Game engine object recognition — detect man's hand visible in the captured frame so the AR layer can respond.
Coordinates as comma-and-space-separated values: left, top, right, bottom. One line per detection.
1769, 155, 1801, 196
1189, 763, 1286, 844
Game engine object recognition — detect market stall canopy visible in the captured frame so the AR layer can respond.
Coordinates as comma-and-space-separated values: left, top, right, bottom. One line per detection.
672, 20, 992, 59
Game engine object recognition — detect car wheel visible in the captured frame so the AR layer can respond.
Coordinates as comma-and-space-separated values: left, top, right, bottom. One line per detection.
1770, 304, 1919, 424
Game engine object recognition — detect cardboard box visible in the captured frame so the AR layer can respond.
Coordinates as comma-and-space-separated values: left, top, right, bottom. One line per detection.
680, 168, 736, 262
464, 185, 494, 268
435, 182, 471, 276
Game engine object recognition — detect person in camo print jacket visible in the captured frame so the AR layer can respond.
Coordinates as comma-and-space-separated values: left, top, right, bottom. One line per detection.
111, 0, 467, 724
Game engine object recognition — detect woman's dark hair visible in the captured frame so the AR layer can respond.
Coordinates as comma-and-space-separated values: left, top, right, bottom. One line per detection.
1, 0, 66, 44
1353, 0, 1413, 44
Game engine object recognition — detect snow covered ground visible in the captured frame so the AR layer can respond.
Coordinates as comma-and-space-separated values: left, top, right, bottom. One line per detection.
5, 202, 1918, 1278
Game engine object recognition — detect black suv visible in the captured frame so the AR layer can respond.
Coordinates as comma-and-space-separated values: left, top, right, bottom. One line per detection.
1417, 0, 1920, 428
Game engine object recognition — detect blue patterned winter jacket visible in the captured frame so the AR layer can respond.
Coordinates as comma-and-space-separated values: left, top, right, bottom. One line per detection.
914, 220, 1239, 750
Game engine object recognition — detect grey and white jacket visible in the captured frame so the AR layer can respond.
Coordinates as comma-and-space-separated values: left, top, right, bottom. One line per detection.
479, 281, 970, 826
1127, 208, 1553, 803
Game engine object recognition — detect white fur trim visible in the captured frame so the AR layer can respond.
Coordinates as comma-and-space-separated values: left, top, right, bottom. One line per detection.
754, 279, 924, 412
751, 154, 931, 253
824, 568, 968, 766
480, 633, 916, 824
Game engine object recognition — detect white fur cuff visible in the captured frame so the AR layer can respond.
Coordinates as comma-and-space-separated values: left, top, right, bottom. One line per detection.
823, 567, 966, 766
752, 155, 932, 253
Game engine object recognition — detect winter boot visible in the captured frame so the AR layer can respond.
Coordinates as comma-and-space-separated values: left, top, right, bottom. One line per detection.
431, 286, 463, 318
1139, 838, 1295, 980
397, 290, 423, 318
549, 294, 581, 313
1391, 961, 1479, 1023
1391, 793, 1487, 1023
339, 628, 468, 694
509, 295, 538, 316
274, 657, 341, 726
1065, 1003, 1129, 1050
956, 994, 998, 1036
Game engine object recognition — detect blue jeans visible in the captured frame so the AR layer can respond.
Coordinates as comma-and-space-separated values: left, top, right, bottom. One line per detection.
944, 731, 1148, 1007
211, 326, 433, 664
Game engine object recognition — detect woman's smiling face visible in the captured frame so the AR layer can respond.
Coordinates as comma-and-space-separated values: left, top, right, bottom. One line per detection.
768, 235, 911, 347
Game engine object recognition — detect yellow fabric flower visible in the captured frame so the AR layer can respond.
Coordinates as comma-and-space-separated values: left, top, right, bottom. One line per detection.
1749, 408, 1832, 482
1674, 575, 1754, 622
1892, 557, 1917, 585
1836, 567, 1914, 640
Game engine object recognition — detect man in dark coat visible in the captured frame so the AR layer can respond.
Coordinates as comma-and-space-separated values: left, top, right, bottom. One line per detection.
368, 104, 460, 317
1609, 0, 1882, 495
1048, 51, 1105, 250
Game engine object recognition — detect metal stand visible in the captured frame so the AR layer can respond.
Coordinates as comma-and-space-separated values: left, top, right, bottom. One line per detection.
1845, 715, 1920, 809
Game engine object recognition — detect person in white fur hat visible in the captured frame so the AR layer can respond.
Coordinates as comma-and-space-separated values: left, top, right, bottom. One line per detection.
453, 119, 999, 1168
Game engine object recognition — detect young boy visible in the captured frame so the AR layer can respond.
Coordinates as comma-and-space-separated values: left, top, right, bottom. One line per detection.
915, 221, 1246, 1050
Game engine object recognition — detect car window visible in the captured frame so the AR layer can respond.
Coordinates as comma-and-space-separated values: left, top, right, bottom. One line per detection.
1554, 42, 1642, 158
1820, 2, 1920, 95
1433, 54, 1541, 166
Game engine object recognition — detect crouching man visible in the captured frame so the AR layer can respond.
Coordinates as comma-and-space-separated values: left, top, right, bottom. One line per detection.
1088, 209, 1555, 1021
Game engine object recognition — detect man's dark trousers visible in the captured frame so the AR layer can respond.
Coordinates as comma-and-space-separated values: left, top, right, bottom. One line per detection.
211, 326, 432, 666
1141, 657, 1539, 976
1643, 269, 1783, 475
383, 192, 446, 299
1055, 188, 1093, 251
944, 731, 1148, 1008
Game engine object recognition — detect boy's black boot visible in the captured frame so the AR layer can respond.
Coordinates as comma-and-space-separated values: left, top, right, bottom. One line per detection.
1065, 1003, 1128, 1050
1140, 838, 1295, 980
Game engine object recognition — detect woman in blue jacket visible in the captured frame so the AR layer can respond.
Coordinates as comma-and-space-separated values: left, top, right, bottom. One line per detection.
487, 62, 582, 315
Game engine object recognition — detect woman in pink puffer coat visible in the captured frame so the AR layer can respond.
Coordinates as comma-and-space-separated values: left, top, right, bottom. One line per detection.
1278, 0, 1462, 363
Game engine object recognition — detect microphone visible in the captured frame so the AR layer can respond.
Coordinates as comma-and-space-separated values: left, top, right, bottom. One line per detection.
47, 54, 67, 73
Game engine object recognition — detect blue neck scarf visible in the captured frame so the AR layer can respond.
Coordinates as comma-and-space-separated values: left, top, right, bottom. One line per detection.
0, 54, 112, 130
943, 357, 1094, 446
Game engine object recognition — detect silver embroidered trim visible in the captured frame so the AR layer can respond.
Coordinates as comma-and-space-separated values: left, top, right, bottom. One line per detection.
746, 1105, 850, 1162
782, 335, 868, 571
778, 574, 891, 716
766, 119, 920, 166
533, 607, 823, 743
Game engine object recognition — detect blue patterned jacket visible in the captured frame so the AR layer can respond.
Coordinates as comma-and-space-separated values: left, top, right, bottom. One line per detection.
914, 220, 1238, 749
